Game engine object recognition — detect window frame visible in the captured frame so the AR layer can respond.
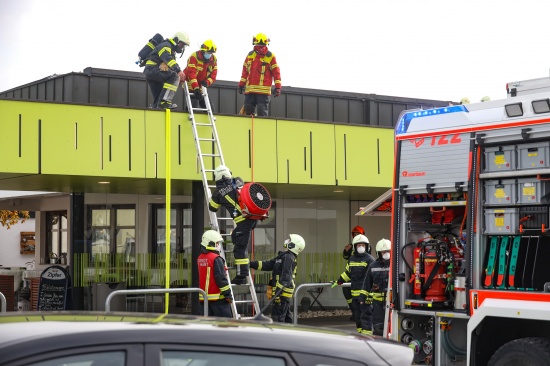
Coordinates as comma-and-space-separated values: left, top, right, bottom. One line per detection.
87, 204, 136, 255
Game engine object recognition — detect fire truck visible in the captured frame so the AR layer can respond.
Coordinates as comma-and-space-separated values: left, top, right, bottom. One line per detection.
388, 77, 550, 365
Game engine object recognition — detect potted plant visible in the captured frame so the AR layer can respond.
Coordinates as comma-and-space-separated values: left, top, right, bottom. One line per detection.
50, 253, 58, 264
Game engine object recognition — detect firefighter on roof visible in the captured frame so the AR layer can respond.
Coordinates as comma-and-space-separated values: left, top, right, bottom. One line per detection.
341, 225, 366, 321
250, 234, 305, 323
238, 33, 282, 116
143, 31, 190, 109
208, 164, 256, 284
332, 234, 375, 333
184, 40, 218, 109
359, 238, 391, 335
197, 230, 233, 318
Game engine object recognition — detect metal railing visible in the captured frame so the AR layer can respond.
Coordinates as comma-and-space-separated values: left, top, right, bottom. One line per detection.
105, 287, 208, 314
292, 282, 350, 324
0, 291, 6, 313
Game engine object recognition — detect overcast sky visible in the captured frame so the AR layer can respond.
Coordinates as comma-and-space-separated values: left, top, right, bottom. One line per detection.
1, 0, 550, 103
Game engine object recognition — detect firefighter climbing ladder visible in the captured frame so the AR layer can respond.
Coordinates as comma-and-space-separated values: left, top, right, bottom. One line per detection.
183, 86, 260, 319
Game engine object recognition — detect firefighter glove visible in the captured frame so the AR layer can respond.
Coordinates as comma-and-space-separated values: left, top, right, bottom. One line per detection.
249, 261, 258, 270
274, 88, 281, 97
331, 281, 340, 288
193, 88, 203, 101
200, 80, 208, 87
178, 71, 185, 83
225, 296, 233, 304
238, 86, 244, 94
159, 62, 169, 72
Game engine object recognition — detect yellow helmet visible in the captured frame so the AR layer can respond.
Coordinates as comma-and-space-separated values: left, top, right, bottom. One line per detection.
201, 39, 217, 53
252, 33, 270, 45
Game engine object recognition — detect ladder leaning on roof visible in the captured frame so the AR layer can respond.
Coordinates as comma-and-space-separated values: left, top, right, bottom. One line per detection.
183, 85, 260, 319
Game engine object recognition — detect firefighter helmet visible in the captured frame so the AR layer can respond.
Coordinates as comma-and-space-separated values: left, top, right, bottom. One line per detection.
214, 164, 232, 181
284, 234, 305, 255
201, 230, 223, 250
480, 96, 490, 102
201, 39, 217, 53
376, 238, 391, 253
351, 225, 365, 236
460, 97, 470, 105
252, 33, 270, 46
173, 31, 190, 46
352, 234, 369, 251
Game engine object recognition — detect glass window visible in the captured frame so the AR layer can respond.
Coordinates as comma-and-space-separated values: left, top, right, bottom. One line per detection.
30, 351, 125, 366
46, 211, 68, 262
87, 205, 135, 257
162, 351, 285, 366
152, 204, 192, 255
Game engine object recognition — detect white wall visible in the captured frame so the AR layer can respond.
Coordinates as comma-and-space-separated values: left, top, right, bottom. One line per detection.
0, 219, 36, 268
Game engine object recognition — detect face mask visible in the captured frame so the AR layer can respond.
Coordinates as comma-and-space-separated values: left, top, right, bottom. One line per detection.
203, 52, 212, 60
356, 246, 366, 254
382, 252, 390, 260
254, 45, 267, 54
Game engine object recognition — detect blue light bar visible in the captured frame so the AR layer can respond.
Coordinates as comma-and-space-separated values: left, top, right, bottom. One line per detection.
395, 105, 468, 135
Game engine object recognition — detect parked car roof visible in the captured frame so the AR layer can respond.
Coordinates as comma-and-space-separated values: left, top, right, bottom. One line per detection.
0, 312, 412, 366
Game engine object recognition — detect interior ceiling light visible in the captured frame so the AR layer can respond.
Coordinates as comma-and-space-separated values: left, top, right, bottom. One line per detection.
98, 181, 111, 184
532, 99, 550, 114
504, 102, 523, 117
333, 189, 344, 193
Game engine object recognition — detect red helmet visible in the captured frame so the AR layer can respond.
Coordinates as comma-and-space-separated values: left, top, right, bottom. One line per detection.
351, 225, 365, 235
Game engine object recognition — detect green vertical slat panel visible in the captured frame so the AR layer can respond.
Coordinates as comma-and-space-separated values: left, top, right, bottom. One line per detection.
144, 110, 167, 178
335, 125, 394, 187
0, 101, 39, 173
215, 116, 253, 183
101, 110, 146, 177
250, 118, 277, 183
277, 121, 335, 185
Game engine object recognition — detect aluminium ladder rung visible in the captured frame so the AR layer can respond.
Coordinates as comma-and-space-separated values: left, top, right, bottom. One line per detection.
192, 107, 209, 112
201, 153, 221, 157
198, 138, 215, 142
195, 122, 213, 126
234, 299, 257, 304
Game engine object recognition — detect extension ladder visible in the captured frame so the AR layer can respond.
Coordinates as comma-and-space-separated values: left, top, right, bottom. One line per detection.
183, 85, 260, 319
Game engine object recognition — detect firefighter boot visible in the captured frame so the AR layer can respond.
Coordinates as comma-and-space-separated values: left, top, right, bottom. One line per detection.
160, 100, 177, 109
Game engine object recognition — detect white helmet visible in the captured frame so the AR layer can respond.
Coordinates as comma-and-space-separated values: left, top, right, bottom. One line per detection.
284, 234, 305, 255
480, 96, 490, 102
201, 230, 223, 250
376, 238, 391, 253
460, 97, 470, 105
173, 31, 190, 46
352, 234, 369, 250
214, 164, 232, 181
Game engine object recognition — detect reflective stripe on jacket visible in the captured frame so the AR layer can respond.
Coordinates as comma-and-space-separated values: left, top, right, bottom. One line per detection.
146, 38, 182, 73
184, 51, 218, 90
337, 252, 375, 297
238, 49, 281, 95
208, 180, 245, 224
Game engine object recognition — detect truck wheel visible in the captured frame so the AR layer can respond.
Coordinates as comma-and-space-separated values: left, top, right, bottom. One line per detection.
488, 337, 550, 366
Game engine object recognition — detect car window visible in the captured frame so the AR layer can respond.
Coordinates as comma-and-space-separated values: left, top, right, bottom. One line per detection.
28, 351, 125, 366
162, 351, 285, 366
290, 352, 366, 366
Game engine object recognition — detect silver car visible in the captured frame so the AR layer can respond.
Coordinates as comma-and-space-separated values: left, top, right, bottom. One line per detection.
0, 312, 413, 366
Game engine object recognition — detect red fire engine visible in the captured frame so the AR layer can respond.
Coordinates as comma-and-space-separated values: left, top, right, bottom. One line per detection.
387, 76, 550, 365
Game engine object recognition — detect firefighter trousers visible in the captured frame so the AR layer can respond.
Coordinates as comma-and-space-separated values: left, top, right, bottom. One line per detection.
360, 299, 385, 334
231, 218, 257, 277
200, 300, 232, 318
244, 93, 270, 116
144, 66, 180, 108
272, 298, 293, 323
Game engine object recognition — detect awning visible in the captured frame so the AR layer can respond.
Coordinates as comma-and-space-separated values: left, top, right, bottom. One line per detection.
355, 188, 392, 216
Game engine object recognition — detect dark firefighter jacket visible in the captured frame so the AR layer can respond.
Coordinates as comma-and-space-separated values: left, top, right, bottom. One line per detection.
208, 179, 245, 224
145, 38, 182, 73
337, 251, 375, 297
184, 51, 218, 91
197, 248, 232, 302
238, 48, 281, 95
359, 258, 390, 303
250, 251, 297, 300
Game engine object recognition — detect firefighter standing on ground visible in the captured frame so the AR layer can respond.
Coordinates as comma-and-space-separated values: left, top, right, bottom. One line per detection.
250, 234, 306, 323
208, 164, 257, 284
342, 225, 366, 321
359, 238, 391, 335
332, 234, 375, 333
143, 32, 190, 109
184, 40, 218, 109
197, 230, 233, 318
238, 33, 281, 116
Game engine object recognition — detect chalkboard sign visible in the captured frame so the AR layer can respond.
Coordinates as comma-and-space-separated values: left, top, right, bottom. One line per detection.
38, 266, 70, 311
